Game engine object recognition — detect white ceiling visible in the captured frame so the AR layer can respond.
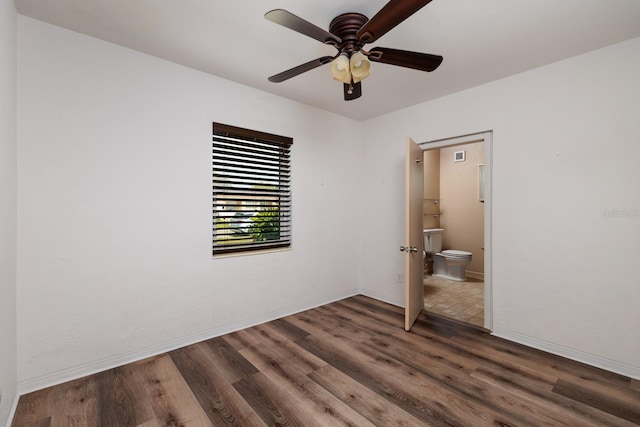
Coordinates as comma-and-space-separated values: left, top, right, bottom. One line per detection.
15, 0, 640, 121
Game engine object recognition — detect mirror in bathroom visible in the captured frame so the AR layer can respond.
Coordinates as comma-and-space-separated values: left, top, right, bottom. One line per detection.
478, 164, 485, 202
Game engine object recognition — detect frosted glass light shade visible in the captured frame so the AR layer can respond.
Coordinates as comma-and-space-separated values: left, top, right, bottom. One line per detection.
350, 51, 370, 83
330, 54, 351, 84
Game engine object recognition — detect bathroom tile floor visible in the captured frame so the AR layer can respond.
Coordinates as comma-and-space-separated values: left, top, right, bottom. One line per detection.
423, 275, 484, 328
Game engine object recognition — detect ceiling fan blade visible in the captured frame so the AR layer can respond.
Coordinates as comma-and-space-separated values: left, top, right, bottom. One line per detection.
357, 0, 433, 44
369, 47, 443, 72
268, 56, 335, 83
265, 9, 342, 45
344, 81, 362, 101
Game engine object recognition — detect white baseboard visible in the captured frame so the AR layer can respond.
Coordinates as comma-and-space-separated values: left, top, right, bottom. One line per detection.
17, 289, 359, 396
5, 392, 19, 427
359, 291, 403, 309
492, 328, 640, 380
465, 270, 484, 281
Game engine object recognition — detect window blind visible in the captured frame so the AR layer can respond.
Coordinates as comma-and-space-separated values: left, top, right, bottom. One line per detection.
212, 123, 292, 255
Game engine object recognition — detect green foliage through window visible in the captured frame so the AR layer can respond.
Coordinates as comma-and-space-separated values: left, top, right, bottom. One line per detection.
249, 207, 281, 242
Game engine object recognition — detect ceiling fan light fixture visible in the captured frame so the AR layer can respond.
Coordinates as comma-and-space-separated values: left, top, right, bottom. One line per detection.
350, 51, 370, 83
330, 54, 351, 84
265, 4, 443, 101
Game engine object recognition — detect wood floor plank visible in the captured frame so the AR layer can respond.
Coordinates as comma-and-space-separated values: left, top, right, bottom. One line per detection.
239, 341, 375, 426
134, 418, 166, 427
241, 322, 325, 371
553, 378, 640, 425
232, 372, 306, 427
49, 376, 97, 426
202, 337, 259, 384
11, 295, 640, 427
169, 343, 264, 426
222, 329, 263, 352
94, 366, 152, 427
309, 364, 426, 427
334, 298, 405, 331
269, 317, 310, 342
12, 387, 54, 426
287, 306, 376, 344
131, 354, 213, 426
351, 294, 405, 316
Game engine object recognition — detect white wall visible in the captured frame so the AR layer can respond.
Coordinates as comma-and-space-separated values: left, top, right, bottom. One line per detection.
360, 37, 640, 378
0, 0, 18, 424
17, 16, 362, 390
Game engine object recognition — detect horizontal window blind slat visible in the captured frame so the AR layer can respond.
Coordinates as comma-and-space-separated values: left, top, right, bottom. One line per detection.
212, 204, 291, 210
212, 161, 289, 176
213, 217, 292, 223
212, 166, 290, 176
212, 140, 291, 158
213, 201, 291, 205
213, 211, 292, 216
213, 242, 291, 255
212, 177, 290, 186
212, 235, 292, 243
215, 182, 290, 190
211, 144, 289, 163
212, 184, 290, 191
214, 221, 292, 227
212, 150, 290, 166
214, 190, 290, 198
212, 165, 289, 175
214, 233, 291, 238
213, 206, 291, 212
213, 236, 292, 243
213, 173, 289, 185
213, 158, 289, 170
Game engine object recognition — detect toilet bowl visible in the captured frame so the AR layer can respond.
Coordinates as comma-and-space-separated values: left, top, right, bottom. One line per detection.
432, 250, 472, 281
423, 228, 473, 281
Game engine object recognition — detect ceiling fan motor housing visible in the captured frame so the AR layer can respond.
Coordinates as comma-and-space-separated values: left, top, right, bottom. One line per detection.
329, 13, 369, 55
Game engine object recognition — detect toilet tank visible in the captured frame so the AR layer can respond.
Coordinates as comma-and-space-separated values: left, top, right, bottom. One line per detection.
423, 228, 444, 253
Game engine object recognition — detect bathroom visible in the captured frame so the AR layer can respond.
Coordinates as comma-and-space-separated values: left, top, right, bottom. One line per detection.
422, 141, 485, 327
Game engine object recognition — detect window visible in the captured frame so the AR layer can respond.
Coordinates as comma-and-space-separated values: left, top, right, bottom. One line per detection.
212, 123, 292, 255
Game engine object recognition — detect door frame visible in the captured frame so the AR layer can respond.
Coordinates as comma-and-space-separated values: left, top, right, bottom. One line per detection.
419, 131, 493, 330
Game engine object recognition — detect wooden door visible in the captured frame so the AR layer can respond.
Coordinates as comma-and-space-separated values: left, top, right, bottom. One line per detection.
404, 137, 424, 331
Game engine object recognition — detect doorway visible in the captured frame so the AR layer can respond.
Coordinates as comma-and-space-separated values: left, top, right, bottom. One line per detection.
418, 131, 492, 330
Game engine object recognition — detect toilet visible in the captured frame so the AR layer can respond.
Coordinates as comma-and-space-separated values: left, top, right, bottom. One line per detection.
423, 228, 472, 281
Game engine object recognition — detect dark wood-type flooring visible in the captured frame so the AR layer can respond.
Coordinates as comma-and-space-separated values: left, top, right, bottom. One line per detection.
13, 295, 640, 426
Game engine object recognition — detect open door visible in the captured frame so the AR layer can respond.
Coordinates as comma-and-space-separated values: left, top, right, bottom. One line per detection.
403, 137, 424, 331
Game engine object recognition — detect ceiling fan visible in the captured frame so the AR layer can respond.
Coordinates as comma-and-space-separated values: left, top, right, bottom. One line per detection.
264, 0, 443, 101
